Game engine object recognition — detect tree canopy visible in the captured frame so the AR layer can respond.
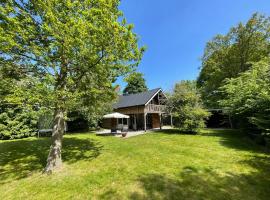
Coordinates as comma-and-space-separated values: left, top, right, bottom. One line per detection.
197, 13, 270, 134
0, 0, 144, 173
197, 13, 270, 108
123, 72, 148, 95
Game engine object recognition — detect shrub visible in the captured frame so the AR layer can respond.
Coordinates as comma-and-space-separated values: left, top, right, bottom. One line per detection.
0, 106, 38, 140
167, 81, 210, 133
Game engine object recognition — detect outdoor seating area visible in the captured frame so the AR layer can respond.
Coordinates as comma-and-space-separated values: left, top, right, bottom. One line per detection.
102, 112, 130, 135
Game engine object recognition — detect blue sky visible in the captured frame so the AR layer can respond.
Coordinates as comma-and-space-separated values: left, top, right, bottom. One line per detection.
117, 0, 270, 91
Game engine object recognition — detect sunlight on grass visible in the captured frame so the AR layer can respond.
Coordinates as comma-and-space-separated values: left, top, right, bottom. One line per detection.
0, 129, 269, 199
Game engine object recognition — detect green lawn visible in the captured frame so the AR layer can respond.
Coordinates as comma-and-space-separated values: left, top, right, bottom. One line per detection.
0, 129, 269, 200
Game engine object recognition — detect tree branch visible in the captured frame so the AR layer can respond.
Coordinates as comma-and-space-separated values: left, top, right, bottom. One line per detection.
75, 47, 105, 81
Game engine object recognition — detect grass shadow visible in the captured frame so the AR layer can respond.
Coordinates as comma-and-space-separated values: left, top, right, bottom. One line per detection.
199, 129, 268, 154
160, 128, 268, 154
0, 136, 103, 184
99, 189, 122, 200
157, 128, 197, 135
96, 133, 116, 137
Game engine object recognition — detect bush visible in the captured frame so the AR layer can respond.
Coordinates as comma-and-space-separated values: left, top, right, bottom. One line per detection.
0, 106, 38, 140
167, 81, 210, 133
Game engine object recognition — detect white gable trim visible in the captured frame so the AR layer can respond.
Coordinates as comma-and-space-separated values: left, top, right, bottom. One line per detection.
144, 88, 165, 105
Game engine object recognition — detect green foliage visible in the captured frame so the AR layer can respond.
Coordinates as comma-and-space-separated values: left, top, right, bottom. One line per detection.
68, 97, 113, 130
38, 110, 54, 130
0, 65, 54, 139
0, 0, 144, 138
0, 106, 38, 140
219, 59, 270, 133
167, 81, 210, 132
197, 13, 270, 108
123, 72, 148, 94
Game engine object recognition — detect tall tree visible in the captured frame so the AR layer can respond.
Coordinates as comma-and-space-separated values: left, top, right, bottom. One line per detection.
197, 13, 270, 108
219, 58, 270, 132
123, 72, 148, 94
0, 0, 144, 173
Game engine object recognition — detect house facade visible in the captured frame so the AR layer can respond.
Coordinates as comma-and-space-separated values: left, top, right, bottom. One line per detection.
103, 88, 168, 131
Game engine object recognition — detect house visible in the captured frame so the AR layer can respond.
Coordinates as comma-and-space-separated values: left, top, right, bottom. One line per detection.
102, 88, 168, 131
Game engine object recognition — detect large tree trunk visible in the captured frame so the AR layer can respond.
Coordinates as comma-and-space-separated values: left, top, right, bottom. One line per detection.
43, 108, 65, 174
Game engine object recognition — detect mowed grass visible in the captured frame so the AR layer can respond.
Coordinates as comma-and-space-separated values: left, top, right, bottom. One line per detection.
0, 129, 270, 200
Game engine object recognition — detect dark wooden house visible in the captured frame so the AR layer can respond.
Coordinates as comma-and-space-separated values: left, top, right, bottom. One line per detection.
103, 88, 167, 131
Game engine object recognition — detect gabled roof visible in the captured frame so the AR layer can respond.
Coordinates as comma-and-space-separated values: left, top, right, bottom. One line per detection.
113, 88, 162, 109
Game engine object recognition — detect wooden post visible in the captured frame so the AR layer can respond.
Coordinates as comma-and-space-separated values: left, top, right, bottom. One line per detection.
134, 114, 137, 130
144, 113, 147, 132
159, 113, 162, 130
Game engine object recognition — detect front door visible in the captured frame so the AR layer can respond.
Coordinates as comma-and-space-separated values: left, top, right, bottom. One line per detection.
146, 114, 153, 129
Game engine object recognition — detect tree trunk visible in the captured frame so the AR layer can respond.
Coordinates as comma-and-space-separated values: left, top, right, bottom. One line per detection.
43, 108, 65, 174
43, 42, 68, 174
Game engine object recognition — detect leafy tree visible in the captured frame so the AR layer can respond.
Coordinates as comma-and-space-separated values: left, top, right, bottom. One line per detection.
0, 0, 144, 173
123, 72, 148, 94
197, 13, 270, 108
167, 81, 210, 132
219, 59, 270, 134
0, 67, 53, 139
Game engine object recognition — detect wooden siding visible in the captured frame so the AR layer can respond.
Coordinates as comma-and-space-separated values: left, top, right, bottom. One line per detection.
115, 105, 145, 114
102, 118, 117, 129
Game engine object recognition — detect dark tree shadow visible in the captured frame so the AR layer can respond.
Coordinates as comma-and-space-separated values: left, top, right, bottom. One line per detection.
62, 137, 103, 164
199, 129, 268, 153
0, 137, 103, 184
156, 128, 197, 135
160, 128, 268, 153
159, 128, 238, 135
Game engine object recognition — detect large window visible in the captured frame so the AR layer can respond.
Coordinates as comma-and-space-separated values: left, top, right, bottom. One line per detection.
118, 118, 128, 125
